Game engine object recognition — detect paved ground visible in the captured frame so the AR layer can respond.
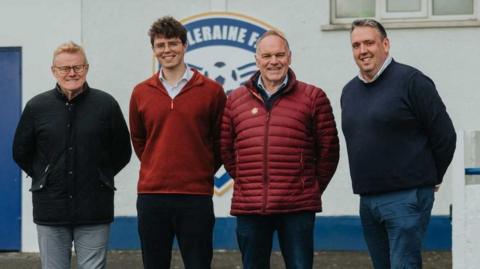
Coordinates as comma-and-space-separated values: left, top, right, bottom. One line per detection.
0, 251, 451, 268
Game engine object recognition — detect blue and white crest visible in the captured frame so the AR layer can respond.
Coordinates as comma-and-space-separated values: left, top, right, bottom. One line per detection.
182, 12, 274, 195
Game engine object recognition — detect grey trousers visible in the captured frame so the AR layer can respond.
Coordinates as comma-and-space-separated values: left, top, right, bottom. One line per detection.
36, 224, 110, 269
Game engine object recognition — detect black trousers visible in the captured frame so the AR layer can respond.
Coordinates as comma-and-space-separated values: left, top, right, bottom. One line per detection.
137, 194, 215, 269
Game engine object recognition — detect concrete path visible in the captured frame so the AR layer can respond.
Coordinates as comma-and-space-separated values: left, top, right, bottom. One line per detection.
0, 251, 451, 268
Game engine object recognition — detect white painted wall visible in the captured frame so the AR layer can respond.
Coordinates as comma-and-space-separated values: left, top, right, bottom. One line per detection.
2, 0, 479, 251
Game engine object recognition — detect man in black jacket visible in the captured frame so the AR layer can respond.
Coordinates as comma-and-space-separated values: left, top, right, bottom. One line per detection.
12, 41, 131, 269
341, 19, 456, 269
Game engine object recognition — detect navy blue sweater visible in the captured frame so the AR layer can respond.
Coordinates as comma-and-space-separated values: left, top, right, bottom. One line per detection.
341, 60, 456, 195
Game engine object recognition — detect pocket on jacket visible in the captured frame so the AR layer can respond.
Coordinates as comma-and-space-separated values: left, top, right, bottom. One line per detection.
97, 168, 116, 191
235, 151, 239, 180
298, 150, 312, 191
297, 149, 305, 173
30, 164, 50, 192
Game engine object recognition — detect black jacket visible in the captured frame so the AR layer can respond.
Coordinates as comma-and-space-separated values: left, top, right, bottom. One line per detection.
13, 84, 131, 225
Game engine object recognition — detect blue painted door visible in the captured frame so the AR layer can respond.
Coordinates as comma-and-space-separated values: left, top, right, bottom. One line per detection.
0, 47, 22, 250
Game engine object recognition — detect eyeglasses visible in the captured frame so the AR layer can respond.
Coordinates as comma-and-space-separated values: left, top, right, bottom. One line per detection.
54, 64, 88, 74
153, 41, 182, 51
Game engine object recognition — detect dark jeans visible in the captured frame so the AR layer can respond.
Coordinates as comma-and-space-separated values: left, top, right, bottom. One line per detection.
236, 212, 315, 269
137, 194, 215, 269
360, 187, 434, 269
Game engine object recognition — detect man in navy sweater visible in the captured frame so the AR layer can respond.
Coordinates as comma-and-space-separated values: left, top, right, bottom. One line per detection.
341, 19, 456, 269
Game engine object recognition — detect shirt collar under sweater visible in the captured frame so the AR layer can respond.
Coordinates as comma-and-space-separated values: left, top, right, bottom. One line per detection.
358, 55, 392, 83
159, 65, 192, 98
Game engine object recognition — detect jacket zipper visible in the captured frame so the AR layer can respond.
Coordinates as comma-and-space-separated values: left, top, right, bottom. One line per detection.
262, 111, 271, 213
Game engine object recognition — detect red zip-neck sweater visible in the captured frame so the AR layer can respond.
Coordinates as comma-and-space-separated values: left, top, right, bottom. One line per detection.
129, 69, 226, 195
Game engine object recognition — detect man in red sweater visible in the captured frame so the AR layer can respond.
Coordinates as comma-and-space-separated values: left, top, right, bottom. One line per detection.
220, 30, 339, 268
129, 16, 226, 269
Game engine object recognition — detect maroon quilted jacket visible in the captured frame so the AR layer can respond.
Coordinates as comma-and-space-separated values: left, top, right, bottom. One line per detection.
221, 69, 339, 215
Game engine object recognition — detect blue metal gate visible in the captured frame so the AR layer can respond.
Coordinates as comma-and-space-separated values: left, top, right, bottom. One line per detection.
0, 47, 22, 250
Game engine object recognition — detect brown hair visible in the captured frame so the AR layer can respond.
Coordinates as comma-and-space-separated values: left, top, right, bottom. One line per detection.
148, 16, 187, 47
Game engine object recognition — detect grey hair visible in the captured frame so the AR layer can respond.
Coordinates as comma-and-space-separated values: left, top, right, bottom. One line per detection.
255, 30, 290, 53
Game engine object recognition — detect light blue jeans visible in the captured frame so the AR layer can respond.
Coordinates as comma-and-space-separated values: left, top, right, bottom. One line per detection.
37, 224, 110, 269
360, 187, 434, 269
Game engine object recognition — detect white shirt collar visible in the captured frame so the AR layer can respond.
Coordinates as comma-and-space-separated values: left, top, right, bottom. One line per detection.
358, 56, 392, 83
159, 65, 191, 85
159, 65, 192, 98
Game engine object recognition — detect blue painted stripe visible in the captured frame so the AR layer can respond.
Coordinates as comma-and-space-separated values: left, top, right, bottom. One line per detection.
108, 216, 450, 251
465, 167, 480, 175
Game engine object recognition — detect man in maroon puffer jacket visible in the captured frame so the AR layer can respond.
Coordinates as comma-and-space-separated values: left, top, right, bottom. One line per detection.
220, 30, 340, 268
